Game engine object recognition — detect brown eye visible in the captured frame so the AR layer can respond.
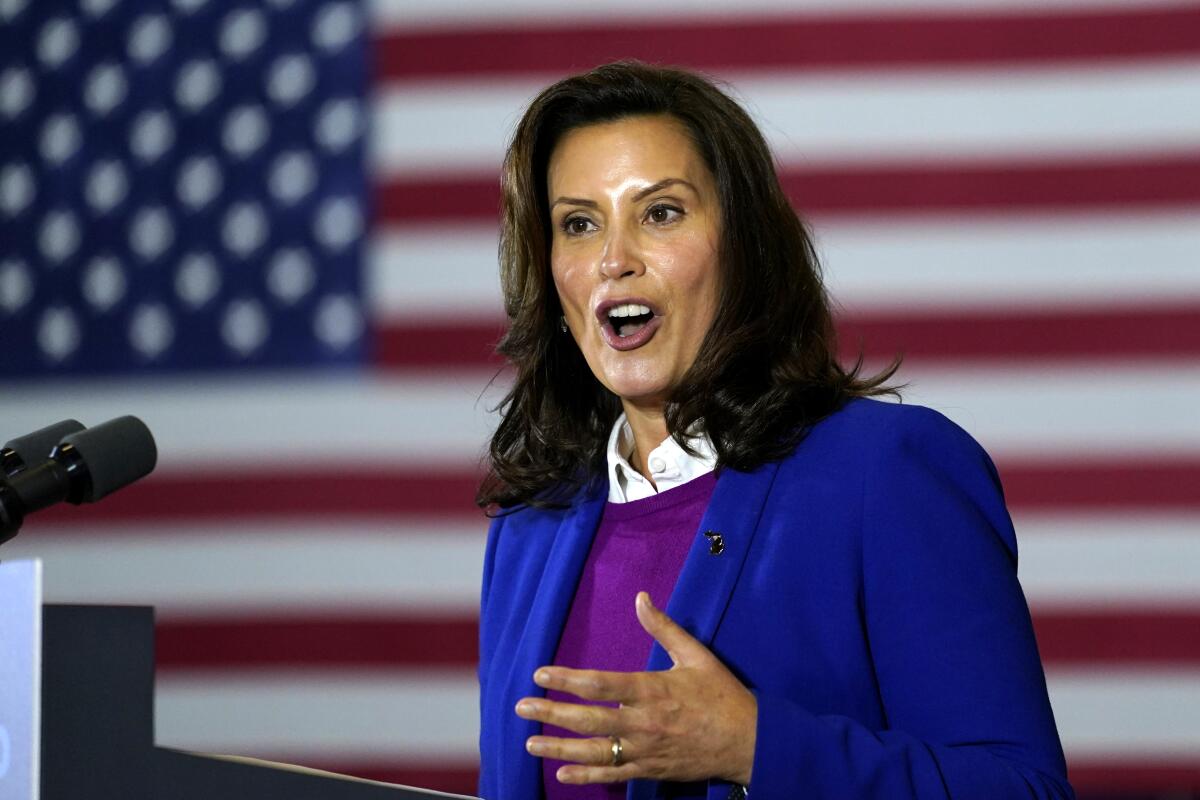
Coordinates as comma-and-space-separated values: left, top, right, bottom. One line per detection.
561, 216, 595, 235
647, 204, 682, 224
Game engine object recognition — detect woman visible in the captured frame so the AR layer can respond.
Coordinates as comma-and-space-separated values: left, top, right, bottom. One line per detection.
476, 61, 1072, 800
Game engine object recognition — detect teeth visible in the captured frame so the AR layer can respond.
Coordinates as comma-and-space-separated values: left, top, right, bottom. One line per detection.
607, 303, 652, 319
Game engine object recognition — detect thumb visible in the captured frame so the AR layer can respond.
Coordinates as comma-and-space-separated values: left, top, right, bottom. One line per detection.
635, 591, 709, 667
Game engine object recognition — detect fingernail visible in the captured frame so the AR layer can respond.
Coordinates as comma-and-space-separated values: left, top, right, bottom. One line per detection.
534, 669, 551, 685
526, 738, 543, 755
516, 701, 536, 716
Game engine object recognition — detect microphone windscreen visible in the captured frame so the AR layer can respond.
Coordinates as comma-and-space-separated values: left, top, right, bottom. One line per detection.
3, 419, 86, 473
61, 416, 157, 501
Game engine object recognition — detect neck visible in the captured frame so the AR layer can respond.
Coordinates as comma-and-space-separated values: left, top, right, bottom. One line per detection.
621, 401, 669, 484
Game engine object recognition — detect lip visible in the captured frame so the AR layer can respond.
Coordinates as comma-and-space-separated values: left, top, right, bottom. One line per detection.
594, 297, 663, 352
594, 297, 662, 321
601, 313, 662, 351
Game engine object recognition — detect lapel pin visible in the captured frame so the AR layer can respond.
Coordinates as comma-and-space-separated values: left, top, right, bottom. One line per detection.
704, 530, 724, 555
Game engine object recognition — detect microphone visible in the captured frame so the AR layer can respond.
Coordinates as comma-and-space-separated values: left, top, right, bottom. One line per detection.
2, 419, 86, 477
0, 416, 157, 545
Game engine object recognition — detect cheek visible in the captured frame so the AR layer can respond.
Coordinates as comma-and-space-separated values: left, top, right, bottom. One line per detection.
657, 237, 721, 314
550, 259, 583, 311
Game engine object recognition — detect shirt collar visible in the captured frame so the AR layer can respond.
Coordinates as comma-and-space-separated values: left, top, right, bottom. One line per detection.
605, 413, 718, 503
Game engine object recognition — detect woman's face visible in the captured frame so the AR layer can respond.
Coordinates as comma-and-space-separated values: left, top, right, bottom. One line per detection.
548, 114, 721, 412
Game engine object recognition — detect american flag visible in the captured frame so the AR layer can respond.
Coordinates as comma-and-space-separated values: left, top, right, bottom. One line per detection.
1, 0, 1198, 796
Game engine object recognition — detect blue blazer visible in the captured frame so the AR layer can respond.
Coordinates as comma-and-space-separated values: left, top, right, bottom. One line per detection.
478, 398, 1073, 799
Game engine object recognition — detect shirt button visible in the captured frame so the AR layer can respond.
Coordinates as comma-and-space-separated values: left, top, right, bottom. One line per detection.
649, 456, 666, 473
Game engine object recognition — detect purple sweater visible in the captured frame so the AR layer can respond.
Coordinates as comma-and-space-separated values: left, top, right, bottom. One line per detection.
542, 472, 718, 799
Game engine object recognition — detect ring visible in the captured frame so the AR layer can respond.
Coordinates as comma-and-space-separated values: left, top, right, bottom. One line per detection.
609, 735, 624, 767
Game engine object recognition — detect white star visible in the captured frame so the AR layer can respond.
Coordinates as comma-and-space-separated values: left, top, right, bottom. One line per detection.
37, 306, 81, 362
0, 163, 36, 216
267, 54, 315, 108
312, 3, 361, 53
267, 248, 316, 305
38, 18, 80, 69
315, 196, 363, 252
82, 256, 127, 312
175, 252, 222, 309
221, 298, 270, 357
0, 67, 35, 119
0, 259, 34, 314
84, 62, 129, 117
86, 159, 130, 214
314, 294, 364, 350
129, 303, 175, 360
176, 59, 222, 113
128, 14, 172, 65
220, 8, 267, 61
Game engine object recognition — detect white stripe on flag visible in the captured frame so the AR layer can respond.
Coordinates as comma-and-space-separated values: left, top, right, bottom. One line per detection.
0, 375, 506, 470
373, 63, 1200, 177
152, 668, 1200, 761
0, 526, 487, 618
816, 213, 1200, 310
1015, 514, 1200, 608
1048, 668, 1200, 758
895, 363, 1200, 460
4, 513, 1196, 615
371, 213, 1200, 316
368, 227, 502, 316
2, 365, 1198, 465
155, 670, 480, 759
376, 0, 1190, 31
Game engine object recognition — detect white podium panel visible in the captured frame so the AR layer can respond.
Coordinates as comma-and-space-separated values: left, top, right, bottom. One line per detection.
0, 558, 42, 800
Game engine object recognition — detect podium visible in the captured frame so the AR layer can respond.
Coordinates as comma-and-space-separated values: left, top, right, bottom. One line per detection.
0, 560, 477, 800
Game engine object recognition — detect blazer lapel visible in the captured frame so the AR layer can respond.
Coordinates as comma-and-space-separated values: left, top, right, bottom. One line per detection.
500, 481, 608, 796
648, 461, 780, 670
629, 461, 780, 800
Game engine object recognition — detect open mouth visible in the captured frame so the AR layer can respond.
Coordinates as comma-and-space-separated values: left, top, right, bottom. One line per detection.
606, 303, 655, 338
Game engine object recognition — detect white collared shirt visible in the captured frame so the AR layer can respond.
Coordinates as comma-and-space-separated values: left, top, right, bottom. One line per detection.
605, 413, 718, 503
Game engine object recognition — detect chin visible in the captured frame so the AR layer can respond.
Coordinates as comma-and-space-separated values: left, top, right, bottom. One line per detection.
587, 349, 679, 407
602, 374, 674, 408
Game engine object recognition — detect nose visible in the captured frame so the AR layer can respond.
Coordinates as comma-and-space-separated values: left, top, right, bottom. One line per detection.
598, 225, 645, 280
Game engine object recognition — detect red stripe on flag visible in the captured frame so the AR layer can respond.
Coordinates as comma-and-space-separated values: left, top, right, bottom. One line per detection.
156, 616, 478, 669
1034, 609, 1200, 666
30, 459, 1200, 525
1001, 459, 1200, 511
373, 319, 506, 369
377, 155, 1200, 224
1068, 760, 1200, 793
371, 304, 1200, 369
377, 7, 1200, 80
839, 304, 1200, 362
152, 610, 1200, 669
293, 763, 480, 796
781, 155, 1200, 216
37, 469, 484, 524
285, 759, 1200, 795
376, 176, 498, 225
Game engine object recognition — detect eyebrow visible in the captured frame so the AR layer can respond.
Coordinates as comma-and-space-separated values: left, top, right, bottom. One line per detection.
633, 177, 697, 201
549, 177, 698, 211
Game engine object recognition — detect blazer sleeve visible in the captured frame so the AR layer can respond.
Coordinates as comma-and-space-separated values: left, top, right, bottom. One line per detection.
748, 406, 1074, 799
477, 512, 504, 799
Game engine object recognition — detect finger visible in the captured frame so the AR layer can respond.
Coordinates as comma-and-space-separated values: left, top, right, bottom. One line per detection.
533, 666, 643, 703
525, 734, 621, 767
555, 763, 642, 785
514, 697, 623, 736
634, 591, 711, 667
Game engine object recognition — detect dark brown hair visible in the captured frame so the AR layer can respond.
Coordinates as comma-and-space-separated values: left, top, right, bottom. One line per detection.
478, 61, 898, 509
